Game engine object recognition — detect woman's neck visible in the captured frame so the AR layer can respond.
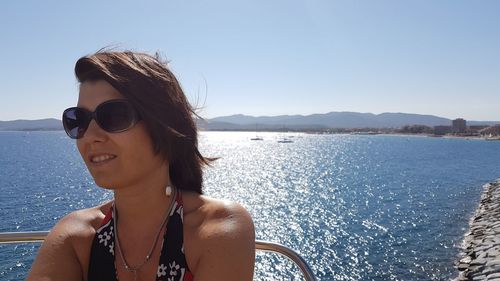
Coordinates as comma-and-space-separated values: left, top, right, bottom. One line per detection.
112, 165, 174, 230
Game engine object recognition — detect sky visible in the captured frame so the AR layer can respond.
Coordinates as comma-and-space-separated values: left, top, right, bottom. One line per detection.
0, 0, 499, 121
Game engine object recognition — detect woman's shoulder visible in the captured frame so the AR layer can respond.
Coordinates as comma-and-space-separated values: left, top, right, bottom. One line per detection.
26, 201, 113, 281
54, 201, 113, 239
182, 191, 255, 280
182, 191, 254, 234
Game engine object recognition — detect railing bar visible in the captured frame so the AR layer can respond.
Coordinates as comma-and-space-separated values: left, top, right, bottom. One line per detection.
255, 240, 317, 281
0, 231, 49, 244
0, 232, 316, 281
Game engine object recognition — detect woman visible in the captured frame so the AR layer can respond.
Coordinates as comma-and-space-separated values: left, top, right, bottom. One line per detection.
27, 51, 255, 281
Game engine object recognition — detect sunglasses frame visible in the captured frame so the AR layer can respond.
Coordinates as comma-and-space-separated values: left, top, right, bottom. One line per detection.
62, 99, 140, 139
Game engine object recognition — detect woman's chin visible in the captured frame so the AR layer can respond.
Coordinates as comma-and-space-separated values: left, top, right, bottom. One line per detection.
92, 178, 117, 190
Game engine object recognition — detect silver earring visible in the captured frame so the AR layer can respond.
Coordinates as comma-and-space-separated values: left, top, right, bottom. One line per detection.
165, 185, 172, 196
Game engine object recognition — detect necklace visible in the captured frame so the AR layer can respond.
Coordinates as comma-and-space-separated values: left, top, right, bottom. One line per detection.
113, 187, 177, 281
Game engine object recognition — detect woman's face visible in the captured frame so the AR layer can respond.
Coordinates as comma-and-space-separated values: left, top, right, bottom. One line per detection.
76, 80, 166, 189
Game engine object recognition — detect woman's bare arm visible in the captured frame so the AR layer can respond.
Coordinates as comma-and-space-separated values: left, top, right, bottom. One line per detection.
190, 202, 255, 281
26, 210, 95, 281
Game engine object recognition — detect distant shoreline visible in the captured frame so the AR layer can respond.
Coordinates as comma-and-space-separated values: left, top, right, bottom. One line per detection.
0, 129, 63, 132
2, 128, 499, 141
205, 129, 500, 141
2, 112, 500, 133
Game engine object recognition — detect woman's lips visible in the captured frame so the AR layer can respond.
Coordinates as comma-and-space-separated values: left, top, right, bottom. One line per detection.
89, 154, 117, 165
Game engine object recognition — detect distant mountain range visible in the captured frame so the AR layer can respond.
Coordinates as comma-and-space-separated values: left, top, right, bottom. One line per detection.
1, 112, 499, 131
199, 112, 500, 130
0, 119, 63, 131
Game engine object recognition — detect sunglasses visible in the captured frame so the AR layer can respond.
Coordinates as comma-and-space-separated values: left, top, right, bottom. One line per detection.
62, 99, 140, 139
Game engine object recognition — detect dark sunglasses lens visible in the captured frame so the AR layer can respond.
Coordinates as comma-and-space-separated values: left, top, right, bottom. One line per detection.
96, 101, 137, 132
63, 108, 90, 139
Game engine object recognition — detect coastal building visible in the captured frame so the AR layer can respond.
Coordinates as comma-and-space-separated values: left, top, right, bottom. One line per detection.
433, 125, 452, 135
452, 118, 467, 134
469, 125, 489, 132
479, 125, 500, 137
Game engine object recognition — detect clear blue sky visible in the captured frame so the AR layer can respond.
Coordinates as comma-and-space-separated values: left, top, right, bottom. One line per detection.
1, 0, 499, 121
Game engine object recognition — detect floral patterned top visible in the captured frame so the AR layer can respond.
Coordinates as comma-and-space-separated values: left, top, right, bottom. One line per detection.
87, 192, 194, 281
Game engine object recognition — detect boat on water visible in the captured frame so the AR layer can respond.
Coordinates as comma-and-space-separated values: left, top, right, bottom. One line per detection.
250, 124, 264, 140
0, 231, 316, 281
276, 134, 295, 143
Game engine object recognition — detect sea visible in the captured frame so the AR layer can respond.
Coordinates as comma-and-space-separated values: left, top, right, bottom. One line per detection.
1, 131, 500, 281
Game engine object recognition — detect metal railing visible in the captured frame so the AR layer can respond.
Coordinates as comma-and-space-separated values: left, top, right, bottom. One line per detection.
0, 231, 49, 244
0, 231, 317, 281
255, 239, 317, 281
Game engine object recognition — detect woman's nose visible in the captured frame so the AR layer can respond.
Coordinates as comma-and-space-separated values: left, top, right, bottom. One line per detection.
82, 119, 107, 142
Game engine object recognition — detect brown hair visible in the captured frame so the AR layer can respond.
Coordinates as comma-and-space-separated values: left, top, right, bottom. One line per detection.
75, 50, 213, 194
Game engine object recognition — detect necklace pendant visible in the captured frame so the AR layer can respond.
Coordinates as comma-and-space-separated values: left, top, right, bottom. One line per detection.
165, 185, 172, 196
